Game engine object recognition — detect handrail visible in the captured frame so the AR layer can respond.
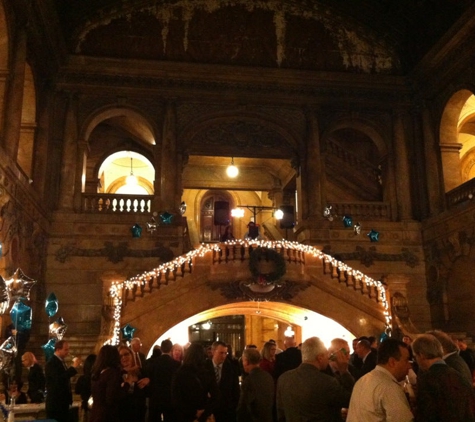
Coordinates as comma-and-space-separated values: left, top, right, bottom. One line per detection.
446, 178, 475, 209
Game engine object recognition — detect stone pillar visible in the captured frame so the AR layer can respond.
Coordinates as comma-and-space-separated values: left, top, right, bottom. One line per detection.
392, 111, 412, 220
439, 142, 463, 192
2, 26, 27, 160
152, 144, 161, 212
73, 139, 89, 211
300, 110, 323, 221
58, 94, 79, 210
422, 107, 445, 215
160, 102, 178, 213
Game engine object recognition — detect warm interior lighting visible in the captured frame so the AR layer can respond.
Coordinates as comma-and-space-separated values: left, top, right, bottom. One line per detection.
226, 157, 239, 178
231, 208, 245, 218
284, 325, 295, 337
201, 321, 212, 330
274, 209, 284, 220
126, 157, 138, 186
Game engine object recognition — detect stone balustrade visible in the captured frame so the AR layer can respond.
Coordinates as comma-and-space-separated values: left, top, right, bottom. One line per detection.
446, 178, 475, 208
82, 193, 153, 213
330, 201, 391, 220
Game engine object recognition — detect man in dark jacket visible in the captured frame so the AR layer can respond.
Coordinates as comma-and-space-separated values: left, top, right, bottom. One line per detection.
274, 337, 302, 380
147, 339, 181, 422
45, 340, 81, 422
205, 340, 240, 422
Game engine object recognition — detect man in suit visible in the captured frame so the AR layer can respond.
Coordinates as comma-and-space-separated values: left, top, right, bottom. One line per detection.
147, 339, 181, 422
354, 338, 377, 380
237, 348, 274, 422
276, 336, 352, 422
206, 340, 240, 422
412, 334, 475, 421
274, 337, 302, 380
45, 340, 82, 422
131, 337, 147, 369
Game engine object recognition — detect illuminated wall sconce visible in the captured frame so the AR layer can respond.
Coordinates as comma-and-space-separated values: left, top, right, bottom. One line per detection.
226, 157, 239, 178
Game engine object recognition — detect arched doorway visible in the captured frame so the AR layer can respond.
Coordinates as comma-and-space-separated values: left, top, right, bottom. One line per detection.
200, 191, 234, 242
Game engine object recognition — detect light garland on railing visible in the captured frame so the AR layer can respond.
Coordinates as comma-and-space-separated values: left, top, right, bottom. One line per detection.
106, 240, 391, 345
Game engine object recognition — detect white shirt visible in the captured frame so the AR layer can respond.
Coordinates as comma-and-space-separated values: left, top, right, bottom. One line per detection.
347, 366, 413, 422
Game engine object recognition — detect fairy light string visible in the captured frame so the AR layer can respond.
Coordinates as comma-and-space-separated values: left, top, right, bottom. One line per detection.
107, 240, 391, 344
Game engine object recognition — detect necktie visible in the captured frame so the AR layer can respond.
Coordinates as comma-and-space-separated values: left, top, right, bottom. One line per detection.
136, 353, 142, 368
215, 365, 221, 383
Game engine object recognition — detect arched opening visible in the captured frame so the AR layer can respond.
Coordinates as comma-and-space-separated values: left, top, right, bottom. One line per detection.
147, 302, 356, 357
199, 191, 235, 242
98, 151, 154, 195
439, 89, 475, 192
324, 127, 384, 202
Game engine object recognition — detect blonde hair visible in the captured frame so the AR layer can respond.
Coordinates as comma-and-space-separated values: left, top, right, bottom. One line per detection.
22, 352, 38, 366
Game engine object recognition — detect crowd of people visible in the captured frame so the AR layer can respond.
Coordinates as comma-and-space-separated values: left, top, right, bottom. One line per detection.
8, 329, 475, 422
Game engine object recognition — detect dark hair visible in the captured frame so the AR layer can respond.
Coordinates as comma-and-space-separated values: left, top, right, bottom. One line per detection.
151, 346, 162, 358
183, 343, 206, 368
55, 340, 67, 351
377, 339, 407, 364
91, 345, 121, 379
242, 348, 261, 365
211, 341, 227, 350
83, 354, 97, 377
357, 339, 371, 350
161, 339, 173, 354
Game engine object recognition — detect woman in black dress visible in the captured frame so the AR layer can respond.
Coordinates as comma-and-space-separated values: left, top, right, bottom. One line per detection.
90, 345, 128, 422
172, 343, 219, 422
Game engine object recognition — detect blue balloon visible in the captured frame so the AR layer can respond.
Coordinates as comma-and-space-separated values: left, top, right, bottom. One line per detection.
159, 212, 173, 225
131, 224, 142, 238
10, 300, 32, 332
121, 324, 136, 341
379, 332, 389, 343
45, 292, 59, 318
41, 338, 56, 361
367, 229, 380, 242
342, 215, 353, 228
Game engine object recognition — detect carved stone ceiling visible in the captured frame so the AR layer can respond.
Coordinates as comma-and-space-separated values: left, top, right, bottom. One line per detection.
52, 0, 473, 74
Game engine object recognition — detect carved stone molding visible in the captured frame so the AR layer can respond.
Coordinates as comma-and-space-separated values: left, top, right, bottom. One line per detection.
208, 279, 311, 302
55, 241, 175, 264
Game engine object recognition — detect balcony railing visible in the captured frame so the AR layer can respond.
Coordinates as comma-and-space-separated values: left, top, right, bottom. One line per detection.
331, 201, 391, 220
446, 178, 475, 209
82, 193, 153, 214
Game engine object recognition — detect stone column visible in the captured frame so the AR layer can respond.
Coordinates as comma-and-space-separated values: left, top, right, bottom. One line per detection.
439, 142, 463, 192
422, 106, 445, 215
58, 94, 79, 210
151, 144, 161, 212
160, 102, 178, 213
2, 26, 27, 160
392, 111, 412, 220
300, 110, 323, 221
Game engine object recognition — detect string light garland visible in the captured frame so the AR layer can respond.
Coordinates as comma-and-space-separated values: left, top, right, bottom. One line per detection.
106, 240, 391, 344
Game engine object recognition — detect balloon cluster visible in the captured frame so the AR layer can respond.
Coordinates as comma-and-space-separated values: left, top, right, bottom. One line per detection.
42, 292, 68, 361
0, 268, 38, 373
323, 205, 380, 242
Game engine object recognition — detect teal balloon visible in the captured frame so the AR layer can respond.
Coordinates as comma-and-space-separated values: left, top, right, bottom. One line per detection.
368, 229, 380, 242
342, 215, 353, 228
131, 224, 142, 238
10, 300, 32, 331
159, 212, 173, 225
41, 338, 56, 361
45, 292, 59, 318
379, 332, 389, 343
121, 324, 136, 340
